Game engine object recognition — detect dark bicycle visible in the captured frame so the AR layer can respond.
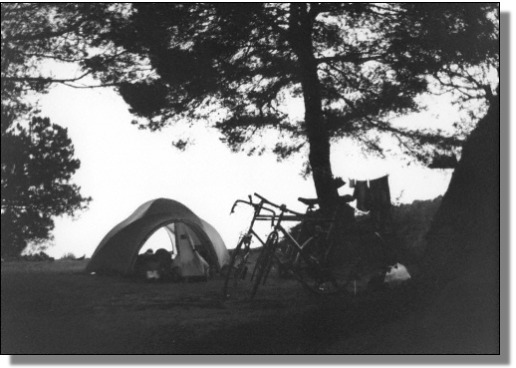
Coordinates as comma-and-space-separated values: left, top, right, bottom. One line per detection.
248, 193, 352, 299
222, 195, 276, 300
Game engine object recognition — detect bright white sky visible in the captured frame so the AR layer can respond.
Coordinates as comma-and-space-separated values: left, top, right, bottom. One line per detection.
33, 84, 458, 258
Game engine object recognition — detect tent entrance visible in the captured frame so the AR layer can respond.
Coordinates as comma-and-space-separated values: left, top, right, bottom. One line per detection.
139, 225, 177, 258
136, 222, 210, 279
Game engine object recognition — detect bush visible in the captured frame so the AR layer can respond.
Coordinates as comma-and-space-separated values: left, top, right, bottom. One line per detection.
19, 251, 55, 262
391, 196, 443, 260
60, 253, 77, 260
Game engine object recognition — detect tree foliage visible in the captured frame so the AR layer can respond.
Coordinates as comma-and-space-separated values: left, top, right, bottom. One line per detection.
1, 117, 91, 257
1, 3, 499, 214
1, 3, 96, 256
104, 4, 497, 150
1, 3, 141, 90
88, 3, 498, 210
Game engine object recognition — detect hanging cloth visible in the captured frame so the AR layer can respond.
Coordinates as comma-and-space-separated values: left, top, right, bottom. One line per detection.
368, 175, 391, 210
353, 180, 371, 211
368, 175, 392, 233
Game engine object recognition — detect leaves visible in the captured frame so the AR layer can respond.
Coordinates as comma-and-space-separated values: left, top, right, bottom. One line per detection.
4, 3, 494, 165
90, 3, 497, 163
1, 116, 91, 256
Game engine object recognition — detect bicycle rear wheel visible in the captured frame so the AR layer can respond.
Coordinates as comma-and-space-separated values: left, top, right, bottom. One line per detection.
249, 231, 279, 299
293, 263, 341, 295
290, 237, 344, 296
222, 235, 251, 299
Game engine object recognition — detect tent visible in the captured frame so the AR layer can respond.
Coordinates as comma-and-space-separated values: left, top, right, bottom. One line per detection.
86, 198, 229, 277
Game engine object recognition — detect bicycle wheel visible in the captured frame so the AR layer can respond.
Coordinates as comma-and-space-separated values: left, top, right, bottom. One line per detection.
290, 237, 343, 296
222, 235, 251, 299
249, 231, 279, 299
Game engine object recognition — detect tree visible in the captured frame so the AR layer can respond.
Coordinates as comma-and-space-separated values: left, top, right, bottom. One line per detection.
422, 90, 499, 283
1, 117, 91, 257
1, 3, 98, 256
2, 4, 499, 216
88, 3, 497, 213
1, 3, 137, 89
1, 3, 146, 127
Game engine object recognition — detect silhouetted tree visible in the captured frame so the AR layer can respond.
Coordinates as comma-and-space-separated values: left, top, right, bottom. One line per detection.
1, 4, 96, 256
92, 3, 498, 212
422, 90, 499, 284
1, 117, 91, 257
2, 4, 499, 215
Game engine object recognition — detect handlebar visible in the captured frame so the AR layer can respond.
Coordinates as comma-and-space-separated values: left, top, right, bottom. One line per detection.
253, 192, 305, 217
230, 197, 277, 226
231, 193, 305, 217
231, 199, 277, 215
230, 199, 251, 214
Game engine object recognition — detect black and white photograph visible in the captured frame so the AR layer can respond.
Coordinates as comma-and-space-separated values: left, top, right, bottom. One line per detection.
1, 2, 505, 359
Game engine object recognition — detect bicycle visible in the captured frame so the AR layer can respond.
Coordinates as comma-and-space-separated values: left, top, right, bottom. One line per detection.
222, 195, 276, 300
249, 193, 355, 299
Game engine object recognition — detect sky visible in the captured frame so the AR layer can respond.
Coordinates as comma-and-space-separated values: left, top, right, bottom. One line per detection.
33, 84, 457, 258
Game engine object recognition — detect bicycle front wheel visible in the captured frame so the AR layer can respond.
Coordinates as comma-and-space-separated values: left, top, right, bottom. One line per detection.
222, 236, 251, 300
249, 231, 279, 299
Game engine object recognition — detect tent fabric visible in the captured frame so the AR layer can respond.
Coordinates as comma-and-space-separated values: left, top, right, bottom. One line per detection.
172, 222, 210, 278
86, 198, 229, 275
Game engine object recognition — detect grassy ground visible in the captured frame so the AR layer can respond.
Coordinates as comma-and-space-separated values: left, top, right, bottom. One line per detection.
1, 198, 498, 354
1, 259, 424, 354
1, 256, 499, 354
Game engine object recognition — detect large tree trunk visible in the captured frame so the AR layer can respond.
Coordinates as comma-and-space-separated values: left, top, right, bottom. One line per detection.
337, 96, 500, 354
422, 95, 499, 287
289, 3, 338, 214
366, 96, 500, 353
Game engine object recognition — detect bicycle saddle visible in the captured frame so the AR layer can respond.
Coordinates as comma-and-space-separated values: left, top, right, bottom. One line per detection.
299, 195, 355, 207
298, 197, 319, 206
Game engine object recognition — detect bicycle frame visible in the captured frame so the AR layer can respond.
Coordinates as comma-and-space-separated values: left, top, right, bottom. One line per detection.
230, 196, 277, 249
253, 193, 335, 266
222, 196, 280, 299
268, 211, 329, 280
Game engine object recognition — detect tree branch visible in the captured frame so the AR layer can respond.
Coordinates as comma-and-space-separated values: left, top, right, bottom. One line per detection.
317, 53, 385, 65
2, 71, 92, 84
4, 18, 86, 43
17, 52, 85, 63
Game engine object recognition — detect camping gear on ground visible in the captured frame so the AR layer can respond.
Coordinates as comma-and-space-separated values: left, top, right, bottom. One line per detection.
344, 262, 411, 294
86, 198, 229, 278
384, 262, 411, 287
135, 248, 175, 281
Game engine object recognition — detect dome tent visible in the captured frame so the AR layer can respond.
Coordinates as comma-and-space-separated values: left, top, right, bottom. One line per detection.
86, 198, 229, 276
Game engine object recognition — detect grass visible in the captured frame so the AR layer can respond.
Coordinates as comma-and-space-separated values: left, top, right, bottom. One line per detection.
2, 258, 427, 354
1, 198, 498, 354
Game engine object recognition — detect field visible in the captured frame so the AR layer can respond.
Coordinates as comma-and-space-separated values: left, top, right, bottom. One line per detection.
1, 258, 499, 355
1, 199, 499, 355
2, 258, 428, 354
